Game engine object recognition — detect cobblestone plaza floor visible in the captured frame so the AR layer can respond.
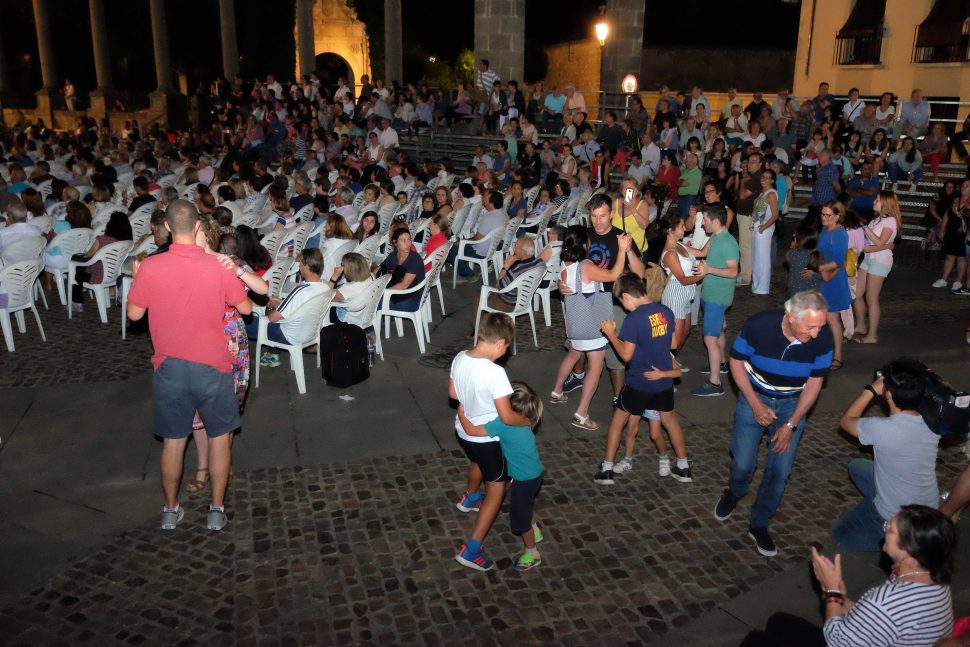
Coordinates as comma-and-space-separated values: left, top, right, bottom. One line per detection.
1, 253, 969, 646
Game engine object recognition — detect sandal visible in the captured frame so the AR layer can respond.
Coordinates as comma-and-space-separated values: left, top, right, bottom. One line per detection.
186, 468, 209, 493
830, 359, 844, 371
549, 391, 569, 404
571, 413, 599, 431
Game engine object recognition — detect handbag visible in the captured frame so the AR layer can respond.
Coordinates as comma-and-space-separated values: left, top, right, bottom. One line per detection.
563, 261, 613, 343
644, 262, 666, 303
844, 248, 858, 278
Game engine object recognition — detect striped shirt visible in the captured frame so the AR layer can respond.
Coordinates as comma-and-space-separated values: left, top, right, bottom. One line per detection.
477, 69, 500, 95
824, 581, 952, 646
730, 310, 833, 398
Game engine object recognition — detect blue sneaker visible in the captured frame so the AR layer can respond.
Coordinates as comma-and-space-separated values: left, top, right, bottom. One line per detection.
455, 544, 494, 571
562, 372, 584, 394
260, 352, 281, 368
455, 492, 483, 512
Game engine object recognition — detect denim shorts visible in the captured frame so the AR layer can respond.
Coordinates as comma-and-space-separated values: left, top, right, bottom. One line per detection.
859, 256, 892, 278
153, 358, 239, 439
701, 300, 728, 338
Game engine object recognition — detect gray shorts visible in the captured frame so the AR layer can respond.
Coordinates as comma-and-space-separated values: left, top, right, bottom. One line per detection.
153, 358, 239, 440
605, 303, 627, 371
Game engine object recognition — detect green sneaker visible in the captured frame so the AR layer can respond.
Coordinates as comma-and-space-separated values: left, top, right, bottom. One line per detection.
533, 524, 543, 544
514, 551, 541, 572
260, 352, 281, 367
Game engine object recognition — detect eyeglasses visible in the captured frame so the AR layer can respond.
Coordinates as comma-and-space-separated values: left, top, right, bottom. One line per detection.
821, 211, 835, 218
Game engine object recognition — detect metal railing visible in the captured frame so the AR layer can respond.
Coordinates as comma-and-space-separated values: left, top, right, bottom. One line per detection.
912, 22, 970, 63
834, 32, 884, 65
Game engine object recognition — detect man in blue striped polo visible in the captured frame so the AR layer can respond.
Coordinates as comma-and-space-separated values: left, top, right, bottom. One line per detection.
714, 290, 833, 557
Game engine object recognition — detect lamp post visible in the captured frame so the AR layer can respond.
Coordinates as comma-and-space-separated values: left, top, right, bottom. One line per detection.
595, 11, 609, 120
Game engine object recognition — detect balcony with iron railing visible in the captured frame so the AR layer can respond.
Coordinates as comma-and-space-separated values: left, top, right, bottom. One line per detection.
834, 30, 884, 65
912, 20, 970, 63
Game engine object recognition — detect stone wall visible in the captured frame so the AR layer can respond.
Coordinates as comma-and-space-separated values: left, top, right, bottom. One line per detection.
640, 47, 796, 93
544, 39, 601, 101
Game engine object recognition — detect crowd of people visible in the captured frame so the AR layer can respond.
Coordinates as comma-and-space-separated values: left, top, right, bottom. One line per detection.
2, 66, 970, 644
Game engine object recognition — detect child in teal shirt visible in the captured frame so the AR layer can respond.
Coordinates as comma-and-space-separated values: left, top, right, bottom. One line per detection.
459, 380, 544, 572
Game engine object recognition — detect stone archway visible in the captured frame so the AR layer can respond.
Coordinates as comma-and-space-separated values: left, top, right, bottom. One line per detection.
295, 0, 371, 92
314, 53, 352, 87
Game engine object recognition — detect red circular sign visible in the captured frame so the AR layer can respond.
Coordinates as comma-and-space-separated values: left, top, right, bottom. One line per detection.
621, 74, 638, 94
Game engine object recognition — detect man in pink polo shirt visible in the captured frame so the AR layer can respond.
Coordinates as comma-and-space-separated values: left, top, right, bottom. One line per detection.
127, 200, 251, 532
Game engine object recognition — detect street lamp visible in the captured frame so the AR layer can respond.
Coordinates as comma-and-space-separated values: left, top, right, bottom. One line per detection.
595, 21, 609, 47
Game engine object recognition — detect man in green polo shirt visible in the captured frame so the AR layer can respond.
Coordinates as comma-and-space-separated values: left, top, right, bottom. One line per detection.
678, 153, 702, 219
693, 205, 739, 397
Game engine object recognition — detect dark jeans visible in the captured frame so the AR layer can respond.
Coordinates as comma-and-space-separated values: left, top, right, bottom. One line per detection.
740, 612, 825, 647
244, 315, 290, 350
458, 247, 485, 277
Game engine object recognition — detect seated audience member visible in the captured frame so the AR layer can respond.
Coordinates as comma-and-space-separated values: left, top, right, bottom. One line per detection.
245, 248, 330, 366
741, 505, 955, 647
70, 212, 133, 311
377, 227, 426, 311
487, 237, 544, 312
422, 213, 452, 272
326, 252, 375, 326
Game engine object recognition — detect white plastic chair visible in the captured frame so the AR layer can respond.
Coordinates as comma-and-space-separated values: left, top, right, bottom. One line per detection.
451, 226, 502, 289
0, 260, 46, 351
120, 275, 134, 339
353, 234, 382, 264
376, 202, 398, 236
1, 236, 46, 265
533, 245, 562, 327
36, 179, 53, 201
128, 208, 153, 241
254, 290, 335, 394
492, 215, 525, 279
357, 275, 392, 360
281, 222, 314, 258
263, 258, 296, 299
322, 239, 356, 282
422, 242, 453, 319
378, 266, 438, 355
44, 228, 94, 306
232, 212, 261, 229
67, 240, 133, 322
28, 214, 53, 235
260, 230, 286, 260
474, 263, 546, 354
447, 204, 471, 241
409, 217, 432, 253
525, 184, 542, 211
293, 203, 314, 223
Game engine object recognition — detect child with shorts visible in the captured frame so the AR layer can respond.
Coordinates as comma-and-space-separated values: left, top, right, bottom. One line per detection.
458, 381, 545, 572
595, 273, 693, 485
449, 312, 533, 572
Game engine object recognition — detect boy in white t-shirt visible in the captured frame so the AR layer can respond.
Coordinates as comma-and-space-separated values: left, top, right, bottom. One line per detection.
449, 313, 533, 572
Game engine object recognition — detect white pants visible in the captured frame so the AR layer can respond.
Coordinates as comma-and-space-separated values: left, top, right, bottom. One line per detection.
751, 223, 774, 295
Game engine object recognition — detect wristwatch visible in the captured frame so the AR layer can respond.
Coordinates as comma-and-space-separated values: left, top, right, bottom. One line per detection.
785, 421, 795, 431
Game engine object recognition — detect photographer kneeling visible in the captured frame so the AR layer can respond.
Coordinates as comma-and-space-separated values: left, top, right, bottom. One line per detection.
834, 358, 940, 551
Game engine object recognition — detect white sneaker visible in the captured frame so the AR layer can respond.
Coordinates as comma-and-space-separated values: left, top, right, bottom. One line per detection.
613, 458, 634, 473
953, 282, 964, 292
932, 279, 948, 288
658, 456, 671, 477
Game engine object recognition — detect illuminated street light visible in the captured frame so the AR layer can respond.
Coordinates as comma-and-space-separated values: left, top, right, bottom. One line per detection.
595, 21, 609, 47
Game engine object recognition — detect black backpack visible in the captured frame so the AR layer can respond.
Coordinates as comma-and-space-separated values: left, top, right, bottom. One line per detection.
320, 322, 369, 388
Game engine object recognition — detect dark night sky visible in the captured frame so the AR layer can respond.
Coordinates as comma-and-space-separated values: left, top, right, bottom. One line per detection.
0, 0, 800, 106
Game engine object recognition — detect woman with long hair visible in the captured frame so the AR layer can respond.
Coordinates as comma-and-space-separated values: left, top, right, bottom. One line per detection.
234, 225, 273, 276
549, 225, 631, 431
751, 169, 780, 295
933, 178, 970, 291
817, 201, 851, 369
659, 213, 703, 362
853, 191, 901, 344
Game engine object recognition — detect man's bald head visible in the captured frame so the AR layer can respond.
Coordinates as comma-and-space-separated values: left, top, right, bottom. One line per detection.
165, 199, 199, 235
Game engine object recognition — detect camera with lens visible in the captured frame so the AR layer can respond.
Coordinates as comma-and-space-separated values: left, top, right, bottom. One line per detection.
874, 361, 970, 438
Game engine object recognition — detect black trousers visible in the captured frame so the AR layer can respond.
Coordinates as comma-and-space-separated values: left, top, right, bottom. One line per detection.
739, 613, 825, 647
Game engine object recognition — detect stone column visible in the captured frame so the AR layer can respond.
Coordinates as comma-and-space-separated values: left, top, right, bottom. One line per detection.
599, 0, 644, 102
0, 9, 7, 110
149, 0, 173, 92
295, 0, 315, 79
473, 0, 525, 83
384, 0, 403, 84
88, 0, 113, 117
32, 0, 57, 115
219, 0, 239, 79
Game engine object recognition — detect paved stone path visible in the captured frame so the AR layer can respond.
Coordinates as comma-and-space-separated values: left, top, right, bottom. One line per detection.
1, 248, 969, 646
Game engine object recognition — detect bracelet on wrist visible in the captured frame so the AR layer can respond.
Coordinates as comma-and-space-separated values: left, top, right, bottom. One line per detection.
824, 595, 845, 606
864, 384, 878, 397
822, 588, 843, 598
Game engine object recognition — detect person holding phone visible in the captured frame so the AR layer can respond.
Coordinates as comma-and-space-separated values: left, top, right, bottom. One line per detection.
611, 176, 653, 255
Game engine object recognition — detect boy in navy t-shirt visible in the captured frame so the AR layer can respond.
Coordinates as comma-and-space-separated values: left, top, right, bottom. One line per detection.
595, 273, 693, 485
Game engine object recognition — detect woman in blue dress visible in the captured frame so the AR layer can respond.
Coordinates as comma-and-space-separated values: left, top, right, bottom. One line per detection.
817, 200, 851, 370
